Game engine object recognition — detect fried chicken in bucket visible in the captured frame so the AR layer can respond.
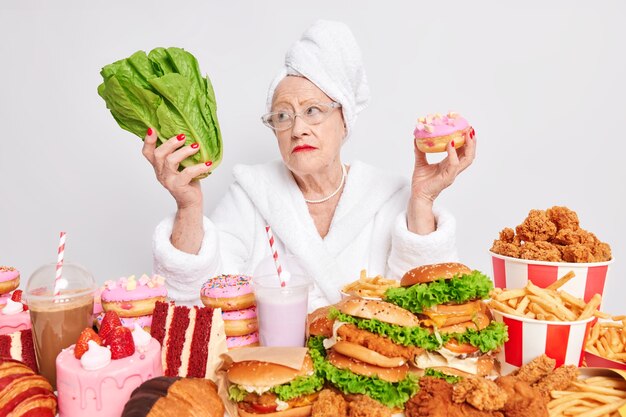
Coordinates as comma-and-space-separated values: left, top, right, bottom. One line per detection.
491, 206, 611, 262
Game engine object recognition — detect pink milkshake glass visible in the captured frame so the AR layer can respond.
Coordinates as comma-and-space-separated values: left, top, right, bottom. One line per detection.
253, 256, 312, 347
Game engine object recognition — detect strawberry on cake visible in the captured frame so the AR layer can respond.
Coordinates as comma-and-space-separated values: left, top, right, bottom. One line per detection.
56, 311, 163, 417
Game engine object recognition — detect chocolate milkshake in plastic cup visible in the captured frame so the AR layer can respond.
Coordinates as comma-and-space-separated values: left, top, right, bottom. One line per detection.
253, 255, 312, 347
25, 262, 96, 389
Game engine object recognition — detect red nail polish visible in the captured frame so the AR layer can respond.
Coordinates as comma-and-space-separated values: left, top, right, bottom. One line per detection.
191, 143, 199, 149
177, 134, 186, 141
146, 127, 153, 136
451, 141, 455, 147
205, 161, 213, 167
470, 127, 475, 139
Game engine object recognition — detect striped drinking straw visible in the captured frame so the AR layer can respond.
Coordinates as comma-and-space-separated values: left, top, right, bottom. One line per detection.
54, 231, 66, 296
264, 226, 286, 287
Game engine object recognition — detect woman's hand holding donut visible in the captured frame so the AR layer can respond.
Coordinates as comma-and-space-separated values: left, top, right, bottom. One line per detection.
407, 130, 476, 234
141, 129, 213, 210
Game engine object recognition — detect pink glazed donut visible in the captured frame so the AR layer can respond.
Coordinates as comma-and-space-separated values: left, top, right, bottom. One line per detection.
101, 275, 167, 318
413, 112, 474, 153
200, 274, 255, 312
226, 332, 260, 350
0, 267, 20, 295
222, 307, 258, 337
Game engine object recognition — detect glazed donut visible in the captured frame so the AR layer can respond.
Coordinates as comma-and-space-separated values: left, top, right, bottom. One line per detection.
227, 332, 260, 350
223, 307, 258, 337
413, 112, 474, 153
101, 275, 167, 318
201, 275, 255, 312
95, 312, 153, 333
0, 267, 20, 295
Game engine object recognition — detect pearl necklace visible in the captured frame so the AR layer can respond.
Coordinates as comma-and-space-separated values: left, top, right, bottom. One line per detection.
304, 164, 347, 204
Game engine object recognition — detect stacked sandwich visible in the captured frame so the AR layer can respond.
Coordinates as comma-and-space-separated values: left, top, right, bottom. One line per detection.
309, 262, 508, 408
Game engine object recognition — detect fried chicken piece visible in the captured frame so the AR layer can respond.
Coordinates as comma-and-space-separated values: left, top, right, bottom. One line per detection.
496, 376, 548, 417
491, 240, 521, 258
533, 365, 578, 401
510, 355, 556, 385
519, 241, 562, 262
337, 324, 423, 360
348, 395, 393, 417
499, 228, 517, 243
515, 210, 557, 242
404, 377, 504, 417
546, 206, 580, 231
312, 389, 348, 417
591, 241, 612, 262
561, 244, 595, 263
453, 377, 508, 411
552, 228, 591, 246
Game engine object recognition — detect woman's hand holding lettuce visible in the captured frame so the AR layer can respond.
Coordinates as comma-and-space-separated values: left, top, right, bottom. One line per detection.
98, 47, 222, 179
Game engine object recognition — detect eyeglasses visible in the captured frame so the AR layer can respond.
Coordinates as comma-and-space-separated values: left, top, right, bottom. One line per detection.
261, 102, 341, 131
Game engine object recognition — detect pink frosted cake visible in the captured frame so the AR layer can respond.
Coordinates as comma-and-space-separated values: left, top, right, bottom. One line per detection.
413, 111, 474, 153
0, 293, 31, 336
101, 275, 166, 318
56, 324, 163, 417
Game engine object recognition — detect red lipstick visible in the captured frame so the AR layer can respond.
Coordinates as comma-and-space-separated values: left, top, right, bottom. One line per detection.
292, 144, 317, 153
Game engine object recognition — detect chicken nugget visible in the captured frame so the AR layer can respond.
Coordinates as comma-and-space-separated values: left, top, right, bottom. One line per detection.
491, 240, 521, 258
546, 206, 580, 231
519, 241, 562, 262
591, 242, 612, 262
348, 395, 392, 417
515, 210, 557, 242
561, 244, 595, 263
312, 389, 348, 417
499, 228, 516, 243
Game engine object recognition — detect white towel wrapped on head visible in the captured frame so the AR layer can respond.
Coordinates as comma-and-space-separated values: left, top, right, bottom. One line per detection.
266, 20, 370, 139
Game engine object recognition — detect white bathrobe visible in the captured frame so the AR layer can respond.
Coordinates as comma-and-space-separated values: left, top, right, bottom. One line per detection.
152, 160, 459, 311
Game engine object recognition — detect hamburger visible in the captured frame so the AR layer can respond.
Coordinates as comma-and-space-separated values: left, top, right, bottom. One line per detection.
226, 355, 323, 417
383, 262, 508, 376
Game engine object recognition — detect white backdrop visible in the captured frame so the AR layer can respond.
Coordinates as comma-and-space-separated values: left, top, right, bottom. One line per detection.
1, 1, 624, 312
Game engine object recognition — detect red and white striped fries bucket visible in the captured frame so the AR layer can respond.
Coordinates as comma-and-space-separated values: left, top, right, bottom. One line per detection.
492, 309, 595, 374
490, 251, 613, 303
584, 351, 626, 371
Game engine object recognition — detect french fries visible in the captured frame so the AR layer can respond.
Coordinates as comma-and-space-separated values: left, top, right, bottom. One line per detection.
341, 270, 400, 299
547, 376, 626, 417
488, 271, 603, 322
586, 319, 626, 364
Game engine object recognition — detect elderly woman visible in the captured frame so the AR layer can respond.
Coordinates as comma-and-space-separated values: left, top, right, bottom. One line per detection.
142, 20, 475, 310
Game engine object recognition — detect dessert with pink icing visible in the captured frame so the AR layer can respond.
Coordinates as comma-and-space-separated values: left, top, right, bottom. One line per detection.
223, 306, 258, 337
0, 266, 20, 294
101, 274, 166, 317
95, 312, 153, 332
0, 291, 31, 336
413, 111, 475, 153
56, 318, 163, 417
227, 331, 260, 350
200, 274, 255, 311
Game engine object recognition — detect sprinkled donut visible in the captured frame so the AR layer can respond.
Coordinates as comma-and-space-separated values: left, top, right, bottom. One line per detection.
413, 112, 474, 153
222, 306, 258, 337
101, 275, 167, 318
200, 275, 255, 312
226, 332, 260, 350
0, 267, 20, 295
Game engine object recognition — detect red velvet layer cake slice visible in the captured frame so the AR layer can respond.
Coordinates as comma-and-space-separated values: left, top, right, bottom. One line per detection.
0, 329, 38, 372
150, 301, 226, 379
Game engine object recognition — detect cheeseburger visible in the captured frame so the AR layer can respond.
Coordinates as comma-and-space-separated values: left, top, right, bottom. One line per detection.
383, 262, 508, 376
226, 355, 323, 417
